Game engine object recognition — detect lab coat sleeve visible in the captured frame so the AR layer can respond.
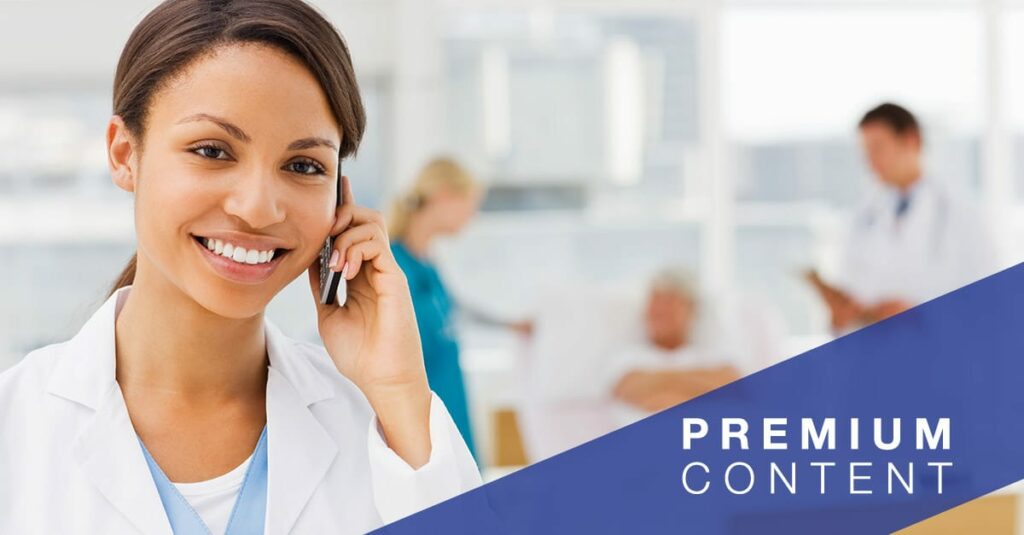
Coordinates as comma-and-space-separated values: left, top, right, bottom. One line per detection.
366, 391, 482, 525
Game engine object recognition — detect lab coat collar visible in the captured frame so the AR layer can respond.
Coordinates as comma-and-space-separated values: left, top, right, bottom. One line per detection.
47, 285, 340, 535
45, 285, 125, 409
47, 285, 335, 408
265, 365, 338, 534
881, 175, 932, 205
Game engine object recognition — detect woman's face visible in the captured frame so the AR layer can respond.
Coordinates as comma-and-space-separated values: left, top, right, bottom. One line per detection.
433, 186, 482, 234
111, 43, 341, 319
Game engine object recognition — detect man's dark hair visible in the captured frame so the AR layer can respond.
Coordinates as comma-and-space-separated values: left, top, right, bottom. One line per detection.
859, 103, 921, 140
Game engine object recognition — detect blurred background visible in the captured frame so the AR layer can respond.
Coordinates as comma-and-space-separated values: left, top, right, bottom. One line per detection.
2, 0, 1024, 500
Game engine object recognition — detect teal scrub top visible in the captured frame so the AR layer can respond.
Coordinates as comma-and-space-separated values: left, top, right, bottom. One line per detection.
391, 241, 478, 462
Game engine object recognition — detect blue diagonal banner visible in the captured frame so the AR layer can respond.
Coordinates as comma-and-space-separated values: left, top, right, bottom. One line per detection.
376, 263, 1024, 534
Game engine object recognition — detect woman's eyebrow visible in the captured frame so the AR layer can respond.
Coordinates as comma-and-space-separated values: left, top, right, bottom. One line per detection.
288, 137, 338, 151
177, 113, 251, 143
175, 113, 336, 151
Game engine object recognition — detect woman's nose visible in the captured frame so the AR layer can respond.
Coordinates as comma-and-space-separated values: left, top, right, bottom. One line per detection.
222, 167, 286, 229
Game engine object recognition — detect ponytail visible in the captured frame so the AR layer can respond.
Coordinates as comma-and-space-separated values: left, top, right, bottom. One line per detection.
387, 193, 422, 240
108, 253, 137, 298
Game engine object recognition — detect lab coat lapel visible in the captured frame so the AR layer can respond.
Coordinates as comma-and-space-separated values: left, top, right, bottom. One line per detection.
904, 181, 937, 244
264, 321, 338, 535
48, 287, 172, 535
50, 288, 340, 534
73, 384, 174, 535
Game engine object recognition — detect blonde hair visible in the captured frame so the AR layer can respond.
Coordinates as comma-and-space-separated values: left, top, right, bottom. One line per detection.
388, 157, 479, 239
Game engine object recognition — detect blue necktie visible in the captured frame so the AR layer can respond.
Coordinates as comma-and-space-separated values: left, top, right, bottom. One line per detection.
895, 194, 912, 219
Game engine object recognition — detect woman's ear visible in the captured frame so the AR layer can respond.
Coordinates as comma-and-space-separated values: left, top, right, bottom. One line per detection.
107, 115, 139, 193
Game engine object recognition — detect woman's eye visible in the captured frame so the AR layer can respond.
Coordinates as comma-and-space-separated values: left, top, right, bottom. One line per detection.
285, 160, 326, 176
191, 145, 230, 160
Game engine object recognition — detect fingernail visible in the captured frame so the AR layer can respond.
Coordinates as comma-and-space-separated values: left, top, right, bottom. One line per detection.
341, 262, 350, 279
328, 250, 339, 269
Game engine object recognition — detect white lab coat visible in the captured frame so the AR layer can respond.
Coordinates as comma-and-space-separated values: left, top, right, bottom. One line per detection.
838, 178, 999, 306
0, 286, 481, 534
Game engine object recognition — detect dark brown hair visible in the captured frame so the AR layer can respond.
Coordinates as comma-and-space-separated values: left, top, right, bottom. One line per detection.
108, 0, 365, 297
859, 102, 921, 141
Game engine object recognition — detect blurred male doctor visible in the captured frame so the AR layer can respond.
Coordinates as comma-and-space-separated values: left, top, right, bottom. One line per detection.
822, 103, 998, 332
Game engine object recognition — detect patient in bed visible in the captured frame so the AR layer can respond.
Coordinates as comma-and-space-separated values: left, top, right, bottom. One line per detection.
606, 268, 741, 423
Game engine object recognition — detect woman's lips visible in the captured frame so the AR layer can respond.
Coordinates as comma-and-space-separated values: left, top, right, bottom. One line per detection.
192, 235, 288, 284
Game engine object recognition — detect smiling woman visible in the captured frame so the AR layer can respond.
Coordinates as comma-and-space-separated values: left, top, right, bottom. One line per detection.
112, 42, 348, 309
0, 1, 480, 534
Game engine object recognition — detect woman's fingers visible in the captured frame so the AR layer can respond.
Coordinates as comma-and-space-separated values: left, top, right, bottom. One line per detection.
341, 235, 404, 282
341, 240, 385, 282
324, 175, 398, 282
336, 204, 386, 231
331, 222, 382, 269
330, 201, 388, 238
341, 174, 354, 206
332, 222, 401, 278
330, 176, 354, 234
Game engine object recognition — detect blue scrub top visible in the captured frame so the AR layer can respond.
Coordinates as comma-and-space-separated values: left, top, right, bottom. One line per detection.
391, 241, 478, 462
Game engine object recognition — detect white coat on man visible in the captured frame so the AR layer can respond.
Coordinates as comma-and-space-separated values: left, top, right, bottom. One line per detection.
838, 178, 998, 307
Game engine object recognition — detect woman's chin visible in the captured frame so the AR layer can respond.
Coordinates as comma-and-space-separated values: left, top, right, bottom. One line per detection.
188, 282, 276, 320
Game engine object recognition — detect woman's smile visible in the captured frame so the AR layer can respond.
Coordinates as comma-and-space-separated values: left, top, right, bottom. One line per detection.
190, 231, 292, 285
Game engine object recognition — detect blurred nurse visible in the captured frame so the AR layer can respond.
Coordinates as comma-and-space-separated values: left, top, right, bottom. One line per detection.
388, 158, 485, 461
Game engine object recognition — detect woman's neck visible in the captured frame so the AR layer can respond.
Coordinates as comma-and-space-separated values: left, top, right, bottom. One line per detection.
114, 259, 268, 402
401, 213, 439, 258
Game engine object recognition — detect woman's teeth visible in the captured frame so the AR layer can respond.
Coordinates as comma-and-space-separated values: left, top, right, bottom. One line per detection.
201, 237, 276, 265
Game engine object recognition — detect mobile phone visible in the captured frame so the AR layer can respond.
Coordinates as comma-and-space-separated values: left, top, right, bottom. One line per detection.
319, 236, 345, 305
319, 168, 346, 306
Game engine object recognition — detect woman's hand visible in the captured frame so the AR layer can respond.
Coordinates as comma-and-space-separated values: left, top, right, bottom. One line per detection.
307, 175, 432, 468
